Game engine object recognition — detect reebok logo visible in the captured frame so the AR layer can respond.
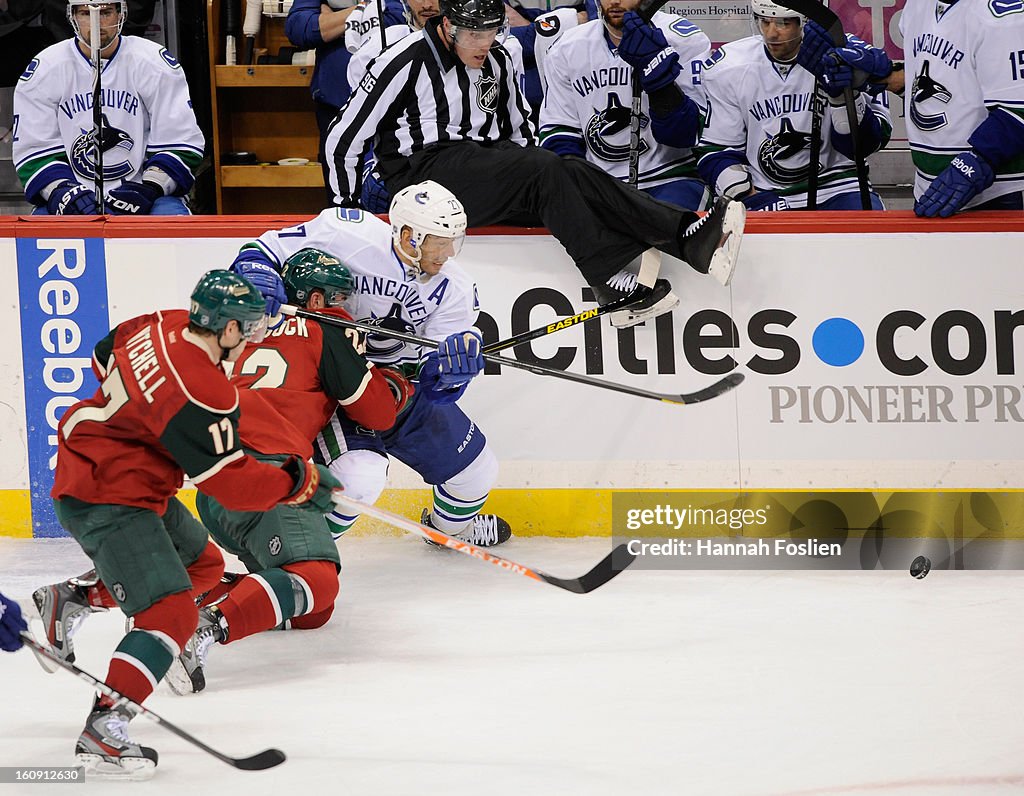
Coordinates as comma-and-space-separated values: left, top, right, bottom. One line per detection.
951, 156, 975, 177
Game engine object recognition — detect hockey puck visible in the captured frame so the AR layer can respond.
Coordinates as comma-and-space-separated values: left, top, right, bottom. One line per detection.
910, 555, 931, 579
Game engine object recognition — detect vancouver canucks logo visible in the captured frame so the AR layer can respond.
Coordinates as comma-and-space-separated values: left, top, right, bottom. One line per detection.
585, 94, 648, 162
71, 113, 135, 181
475, 74, 499, 115
757, 117, 813, 185
909, 60, 951, 132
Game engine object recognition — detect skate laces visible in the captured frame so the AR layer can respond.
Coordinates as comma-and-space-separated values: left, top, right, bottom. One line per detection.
684, 201, 720, 238
65, 608, 92, 642
99, 712, 133, 745
469, 515, 501, 546
605, 270, 638, 294
192, 612, 223, 666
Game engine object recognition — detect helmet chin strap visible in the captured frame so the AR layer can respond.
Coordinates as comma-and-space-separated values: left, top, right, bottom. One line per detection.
217, 330, 246, 362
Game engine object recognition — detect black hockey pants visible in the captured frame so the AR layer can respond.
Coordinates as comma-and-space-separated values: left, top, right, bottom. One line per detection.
382, 141, 699, 285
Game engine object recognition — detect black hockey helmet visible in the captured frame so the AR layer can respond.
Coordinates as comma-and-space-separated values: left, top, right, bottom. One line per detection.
439, 0, 505, 29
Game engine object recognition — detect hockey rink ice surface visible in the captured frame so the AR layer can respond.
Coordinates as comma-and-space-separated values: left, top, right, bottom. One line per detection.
1, 535, 1023, 796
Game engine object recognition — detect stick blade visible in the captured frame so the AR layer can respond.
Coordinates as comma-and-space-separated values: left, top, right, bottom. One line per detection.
679, 372, 744, 404
231, 748, 287, 771
539, 544, 637, 594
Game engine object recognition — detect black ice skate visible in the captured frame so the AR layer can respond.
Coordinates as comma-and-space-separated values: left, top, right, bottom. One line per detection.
32, 572, 107, 666
75, 701, 158, 781
592, 269, 680, 329
679, 197, 746, 287
165, 606, 226, 695
421, 509, 512, 547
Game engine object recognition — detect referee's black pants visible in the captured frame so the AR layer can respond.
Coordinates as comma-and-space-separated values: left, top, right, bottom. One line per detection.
383, 141, 699, 285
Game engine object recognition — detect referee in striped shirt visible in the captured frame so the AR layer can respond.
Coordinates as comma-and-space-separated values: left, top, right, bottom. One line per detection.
325, 0, 746, 328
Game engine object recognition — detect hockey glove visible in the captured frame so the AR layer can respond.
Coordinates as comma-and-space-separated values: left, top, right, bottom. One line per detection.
417, 352, 469, 404
360, 160, 391, 213
795, 20, 832, 80
378, 366, 415, 414
914, 151, 996, 218
619, 12, 680, 92
361, 315, 416, 359
742, 190, 789, 212
47, 182, 99, 216
281, 457, 341, 513
437, 330, 484, 388
107, 180, 163, 215
822, 42, 892, 96
0, 592, 27, 652
231, 255, 287, 316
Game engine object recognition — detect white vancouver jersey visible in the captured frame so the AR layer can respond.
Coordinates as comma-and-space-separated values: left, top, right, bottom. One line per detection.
345, 0, 388, 55
698, 36, 891, 207
13, 36, 204, 203
900, 0, 1024, 205
346, 16, 525, 93
539, 14, 710, 188
248, 208, 480, 369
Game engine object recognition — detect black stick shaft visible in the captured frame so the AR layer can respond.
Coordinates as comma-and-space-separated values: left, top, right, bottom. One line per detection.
19, 633, 286, 770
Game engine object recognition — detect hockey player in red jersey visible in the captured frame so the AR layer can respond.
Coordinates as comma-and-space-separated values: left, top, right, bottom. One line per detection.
34, 270, 342, 780
163, 251, 411, 694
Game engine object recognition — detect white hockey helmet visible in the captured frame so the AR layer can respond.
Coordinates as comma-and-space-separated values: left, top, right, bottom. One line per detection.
749, 0, 805, 23
67, 0, 127, 46
389, 180, 468, 268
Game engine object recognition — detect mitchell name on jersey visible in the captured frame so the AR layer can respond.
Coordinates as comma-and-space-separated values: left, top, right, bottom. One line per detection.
245, 208, 480, 369
13, 36, 204, 204
539, 13, 710, 188
699, 37, 891, 207
901, 0, 1024, 206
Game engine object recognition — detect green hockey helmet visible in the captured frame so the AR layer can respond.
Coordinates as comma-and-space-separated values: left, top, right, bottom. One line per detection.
281, 248, 355, 308
189, 270, 268, 342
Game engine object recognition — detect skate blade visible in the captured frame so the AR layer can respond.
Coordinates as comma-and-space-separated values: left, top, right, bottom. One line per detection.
609, 291, 680, 329
162, 656, 203, 696
25, 613, 61, 674
708, 202, 746, 287
76, 753, 156, 781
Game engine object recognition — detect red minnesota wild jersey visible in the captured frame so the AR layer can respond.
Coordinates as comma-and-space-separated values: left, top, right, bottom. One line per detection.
232, 306, 396, 443
52, 309, 300, 514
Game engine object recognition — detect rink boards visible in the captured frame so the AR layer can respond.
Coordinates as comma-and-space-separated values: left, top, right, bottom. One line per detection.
2, 212, 1023, 539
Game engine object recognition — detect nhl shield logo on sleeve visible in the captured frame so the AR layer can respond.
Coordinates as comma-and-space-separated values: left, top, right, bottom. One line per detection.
475, 75, 499, 115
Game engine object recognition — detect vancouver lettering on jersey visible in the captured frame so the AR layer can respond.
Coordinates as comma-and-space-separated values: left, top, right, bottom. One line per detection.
353, 274, 434, 321
59, 89, 141, 120
125, 325, 166, 404
572, 66, 632, 98
749, 92, 813, 123
911, 34, 965, 69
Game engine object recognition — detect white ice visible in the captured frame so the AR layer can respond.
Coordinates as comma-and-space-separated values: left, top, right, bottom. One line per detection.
1, 535, 1023, 796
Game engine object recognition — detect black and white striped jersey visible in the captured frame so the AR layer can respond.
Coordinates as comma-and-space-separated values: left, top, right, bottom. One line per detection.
325, 20, 536, 207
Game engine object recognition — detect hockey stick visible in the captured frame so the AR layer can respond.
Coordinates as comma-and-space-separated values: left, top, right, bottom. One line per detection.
332, 494, 635, 594
89, 6, 104, 214
282, 305, 744, 405
484, 249, 663, 354
376, 0, 386, 53
777, 0, 870, 209
806, 77, 824, 209
18, 632, 286, 771
242, 0, 262, 65
627, 0, 670, 187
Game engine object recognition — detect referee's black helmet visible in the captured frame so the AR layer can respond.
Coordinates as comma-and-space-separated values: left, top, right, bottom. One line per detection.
439, 0, 505, 29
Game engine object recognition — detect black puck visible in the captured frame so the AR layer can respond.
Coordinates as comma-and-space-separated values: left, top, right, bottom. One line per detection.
910, 555, 931, 579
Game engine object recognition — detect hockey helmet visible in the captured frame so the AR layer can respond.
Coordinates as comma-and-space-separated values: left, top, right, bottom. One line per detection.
439, 0, 504, 29
281, 249, 355, 308
749, 0, 805, 23
389, 181, 467, 268
190, 270, 268, 342
67, 0, 127, 47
